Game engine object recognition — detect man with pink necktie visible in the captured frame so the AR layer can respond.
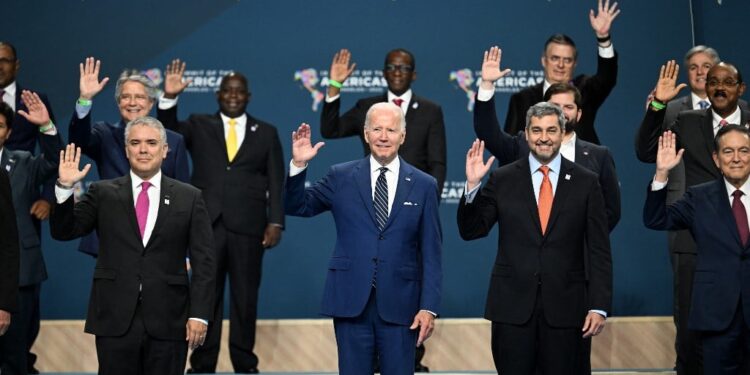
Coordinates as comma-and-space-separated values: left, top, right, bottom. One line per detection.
50, 117, 215, 375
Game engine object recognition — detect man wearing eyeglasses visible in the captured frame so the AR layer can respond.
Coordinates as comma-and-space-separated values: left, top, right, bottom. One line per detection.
320, 48, 446, 196
636, 60, 749, 375
636, 48, 747, 375
503, 0, 620, 146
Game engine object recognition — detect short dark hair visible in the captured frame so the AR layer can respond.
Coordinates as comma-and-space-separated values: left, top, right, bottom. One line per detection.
543, 83, 582, 108
384, 48, 416, 71
0, 102, 14, 129
0, 41, 18, 61
714, 124, 750, 151
543, 34, 577, 60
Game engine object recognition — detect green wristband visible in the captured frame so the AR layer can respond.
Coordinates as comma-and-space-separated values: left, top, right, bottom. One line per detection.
77, 98, 92, 106
38, 121, 55, 133
329, 79, 343, 89
650, 100, 666, 111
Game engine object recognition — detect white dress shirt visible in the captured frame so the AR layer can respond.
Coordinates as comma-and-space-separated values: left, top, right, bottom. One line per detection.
712, 106, 742, 136
1, 81, 16, 111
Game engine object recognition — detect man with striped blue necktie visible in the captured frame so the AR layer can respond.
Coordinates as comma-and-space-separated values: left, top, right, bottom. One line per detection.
285, 102, 442, 375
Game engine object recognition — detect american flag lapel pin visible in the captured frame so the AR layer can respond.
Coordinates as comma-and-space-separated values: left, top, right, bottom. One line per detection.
565, 174, 571, 180
251, 124, 259, 132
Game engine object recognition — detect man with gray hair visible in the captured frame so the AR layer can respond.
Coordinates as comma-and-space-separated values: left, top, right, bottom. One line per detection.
51, 116, 215, 375
458, 102, 612, 373
68, 57, 189, 257
286, 102, 442, 374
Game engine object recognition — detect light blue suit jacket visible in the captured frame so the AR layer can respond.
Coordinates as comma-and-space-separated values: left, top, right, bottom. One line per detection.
285, 157, 442, 325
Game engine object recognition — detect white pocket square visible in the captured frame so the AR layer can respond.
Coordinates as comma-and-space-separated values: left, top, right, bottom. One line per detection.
403, 201, 418, 206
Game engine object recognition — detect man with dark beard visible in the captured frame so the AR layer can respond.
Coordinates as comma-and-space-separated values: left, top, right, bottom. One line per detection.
473, 46, 620, 233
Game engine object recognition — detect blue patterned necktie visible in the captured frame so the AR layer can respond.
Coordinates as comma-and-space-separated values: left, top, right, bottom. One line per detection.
698, 100, 710, 110
374, 167, 389, 232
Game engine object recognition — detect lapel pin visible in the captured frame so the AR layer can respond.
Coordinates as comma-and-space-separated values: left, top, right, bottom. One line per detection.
405, 176, 411, 181
251, 124, 259, 132
8, 158, 15, 164
565, 174, 571, 180
412, 102, 419, 110
164, 198, 170, 205
4, 165, 9, 172
583, 151, 589, 156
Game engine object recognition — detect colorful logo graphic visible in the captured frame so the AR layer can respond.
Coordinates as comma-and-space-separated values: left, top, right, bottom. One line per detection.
449, 69, 476, 112
295, 67, 387, 112
294, 68, 325, 112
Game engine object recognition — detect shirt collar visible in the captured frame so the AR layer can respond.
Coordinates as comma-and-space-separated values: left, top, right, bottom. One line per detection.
220, 112, 247, 125
543, 80, 552, 95
130, 170, 162, 191
3, 81, 16, 97
712, 106, 742, 127
528, 152, 562, 175
724, 177, 750, 199
691, 91, 708, 109
387, 89, 412, 105
370, 155, 400, 176
562, 131, 577, 147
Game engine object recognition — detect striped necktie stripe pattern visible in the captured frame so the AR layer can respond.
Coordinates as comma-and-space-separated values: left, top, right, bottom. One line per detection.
374, 167, 389, 232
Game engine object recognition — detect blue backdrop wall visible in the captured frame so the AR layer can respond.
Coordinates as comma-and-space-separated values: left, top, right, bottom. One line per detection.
2, 0, 747, 319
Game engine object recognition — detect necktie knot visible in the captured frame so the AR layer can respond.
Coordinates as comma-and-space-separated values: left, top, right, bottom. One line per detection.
698, 100, 710, 110
141, 181, 151, 191
734, 190, 744, 199
228, 118, 237, 127
539, 165, 550, 177
720, 119, 729, 127
392, 98, 404, 107
379, 166, 388, 175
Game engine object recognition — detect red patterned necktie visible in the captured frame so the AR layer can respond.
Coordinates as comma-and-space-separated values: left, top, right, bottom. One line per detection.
720, 119, 729, 127
392, 98, 404, 107
733, 190, 749, 246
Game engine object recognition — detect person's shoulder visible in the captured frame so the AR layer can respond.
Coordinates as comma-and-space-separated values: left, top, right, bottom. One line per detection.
165, 129, 184, 141
402, 159, 437, 185
577, 139, 611, 155
186, 113, 219, 123
565, 158, 599, 182
510, 83, 542, 101
411, 94, 441, 110
164, 175, 202, 195
246, 114, 278, 132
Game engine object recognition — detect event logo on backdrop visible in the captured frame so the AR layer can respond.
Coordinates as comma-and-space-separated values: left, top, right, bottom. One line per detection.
171, 68, 235, 93
450, 68, 545, 112
441, 181, 467, 204
294, 67, 387, 112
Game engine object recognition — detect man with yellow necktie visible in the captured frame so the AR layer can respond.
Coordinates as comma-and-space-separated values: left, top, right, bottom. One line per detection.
158, 62, 285, 374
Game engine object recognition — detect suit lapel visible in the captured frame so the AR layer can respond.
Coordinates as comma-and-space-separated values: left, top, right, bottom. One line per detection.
354, 158, 378, 228
700, 109, 716, 157
211, 113, 228, 162
233, 113, 258, 162
741, 110, 750, 128
711, 179, 744, 250
680, 96, 692, 111
115, 175, 143, 248
517, 159, 543, 235
574, 139, 589, 167
0, 150, 16, 178
545, 159, 574, 236
384, 159, 416, 231
145, 176, 172, 249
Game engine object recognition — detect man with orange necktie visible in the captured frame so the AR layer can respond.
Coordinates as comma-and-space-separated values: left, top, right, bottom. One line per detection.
457, 102, 612, 373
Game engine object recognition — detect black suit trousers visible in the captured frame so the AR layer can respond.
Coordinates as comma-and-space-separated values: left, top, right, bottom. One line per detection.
0, 284, 36, 375
189, 218, 264, 372
96, 301, 188, 375
491, 288, 583, 375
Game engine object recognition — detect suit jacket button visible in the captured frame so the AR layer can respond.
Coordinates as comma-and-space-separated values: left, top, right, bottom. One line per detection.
379, 236, 384, 240
226, 166, 231, 171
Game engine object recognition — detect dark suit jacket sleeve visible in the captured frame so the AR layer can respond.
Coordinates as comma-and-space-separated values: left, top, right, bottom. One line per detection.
643, 182, 694, 231
456, 173, 500, 240
582, 53, 618, 111
635, 109, 668, 163
503, 91, 527, 137
0, 170, 19, 313
426, 105, 447, 193
474, 96, 522, 165
158, 106, 193, 146
186, 192, 216, 320
419, 179, 442, 313
50, 184, 99, 241
320, 97, 367, 140
284, 167, 334, 217
266, 127, 285, 225
598, 148, 621, 231
170, 134, 190, 183
32, 132, 63, 186
585, 178, 612, 313
68, 110, 101, 161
